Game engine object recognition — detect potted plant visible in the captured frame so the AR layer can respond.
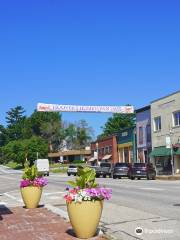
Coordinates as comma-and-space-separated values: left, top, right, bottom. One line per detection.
20, 163, 48, 209
64, 166, 112, 239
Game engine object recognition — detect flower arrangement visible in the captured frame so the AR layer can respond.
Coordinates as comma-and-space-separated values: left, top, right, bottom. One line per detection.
64, 166, 112, 203
20, 164, 48, 188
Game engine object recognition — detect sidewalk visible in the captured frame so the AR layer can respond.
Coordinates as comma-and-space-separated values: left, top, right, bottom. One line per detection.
156, 175, 180, 180
0, 205, 106, 240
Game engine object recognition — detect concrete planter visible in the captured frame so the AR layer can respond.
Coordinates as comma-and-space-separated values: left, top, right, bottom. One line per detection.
66, 200, 103, 239
20, 186, 42, 209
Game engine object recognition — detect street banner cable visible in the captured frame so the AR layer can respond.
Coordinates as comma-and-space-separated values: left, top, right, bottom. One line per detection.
37, 103, 134, 114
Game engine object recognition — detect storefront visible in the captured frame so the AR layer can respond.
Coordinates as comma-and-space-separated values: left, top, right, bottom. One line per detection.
117, 127, 137, 163
150, 146, 180, 175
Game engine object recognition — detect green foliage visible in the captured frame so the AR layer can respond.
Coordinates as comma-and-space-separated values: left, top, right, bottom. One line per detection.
100, 112, 135, 137
1, 136, 48, 166
68, 166, 98, 189
65, 120, 93, 150
72, 160, 84, 164
22, 164, 40, 180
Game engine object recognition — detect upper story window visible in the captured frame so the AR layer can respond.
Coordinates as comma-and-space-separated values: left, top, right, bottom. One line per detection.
109, 146, 112, 153
154, 116, 161, 131
138, 126, 143, 144
146, 125, 151, 143
105, 146, 109, 154
173, 111, 180, 127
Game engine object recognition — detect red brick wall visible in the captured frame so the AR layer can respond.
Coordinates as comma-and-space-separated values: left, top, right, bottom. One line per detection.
91, 135, 119, 165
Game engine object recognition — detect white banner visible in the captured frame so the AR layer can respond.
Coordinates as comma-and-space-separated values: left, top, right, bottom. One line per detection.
37, 103, 134, 113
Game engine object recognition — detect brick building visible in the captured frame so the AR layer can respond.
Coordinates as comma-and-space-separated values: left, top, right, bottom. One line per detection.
90, 135, 119, 165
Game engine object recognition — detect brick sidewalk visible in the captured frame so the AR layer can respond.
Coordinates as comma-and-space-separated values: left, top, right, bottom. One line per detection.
0, 206, 106, 240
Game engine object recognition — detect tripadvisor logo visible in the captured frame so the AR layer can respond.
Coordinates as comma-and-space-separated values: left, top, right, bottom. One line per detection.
135, 227, 143, 236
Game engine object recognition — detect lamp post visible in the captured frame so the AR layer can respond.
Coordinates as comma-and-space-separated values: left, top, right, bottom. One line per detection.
96, 142, 99, 166
169, 129, 175, 176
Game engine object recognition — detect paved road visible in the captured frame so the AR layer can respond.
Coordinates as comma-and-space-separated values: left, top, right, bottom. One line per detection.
1, 165, 180, 240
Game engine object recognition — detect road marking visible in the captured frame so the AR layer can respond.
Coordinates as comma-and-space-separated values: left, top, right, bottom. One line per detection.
0, 201, 7, 205
139, 187, 164, 191
3, 193, 22, 203
0, 175, 17, 180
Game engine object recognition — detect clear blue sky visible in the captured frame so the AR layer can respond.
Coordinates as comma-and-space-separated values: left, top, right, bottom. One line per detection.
0, 0, 180, 137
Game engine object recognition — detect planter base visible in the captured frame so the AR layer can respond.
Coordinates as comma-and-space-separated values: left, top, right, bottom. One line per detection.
67, 200, 103, 239
20, 186, 42, 209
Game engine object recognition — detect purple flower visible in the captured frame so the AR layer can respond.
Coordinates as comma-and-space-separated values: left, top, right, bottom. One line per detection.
20, 177, 48, 188
85, 187, 112, 200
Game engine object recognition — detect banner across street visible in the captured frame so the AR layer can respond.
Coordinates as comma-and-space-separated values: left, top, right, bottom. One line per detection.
37, 103, 134, 114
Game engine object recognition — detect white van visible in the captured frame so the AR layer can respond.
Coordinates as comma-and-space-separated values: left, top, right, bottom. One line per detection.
35, 159, 49, 176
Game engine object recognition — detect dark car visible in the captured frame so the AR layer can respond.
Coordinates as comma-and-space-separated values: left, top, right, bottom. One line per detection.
129, 163, 156, 180
95, 163, 112, 178
112, 162, 131, 179
67, 165, 77, 176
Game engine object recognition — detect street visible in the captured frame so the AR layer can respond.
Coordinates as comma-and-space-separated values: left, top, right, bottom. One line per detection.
1, 165, 180, 240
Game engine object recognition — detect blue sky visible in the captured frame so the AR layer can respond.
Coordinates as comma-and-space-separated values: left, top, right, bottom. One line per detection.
0, 0, 179, 137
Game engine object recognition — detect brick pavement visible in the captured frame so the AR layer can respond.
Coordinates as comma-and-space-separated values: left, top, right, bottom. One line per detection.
0, 206, 106, 240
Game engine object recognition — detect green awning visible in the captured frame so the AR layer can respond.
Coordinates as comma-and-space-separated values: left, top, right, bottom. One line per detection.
150, 146, 180, 157
149, 147, 171, 157
175, 148, 180, 155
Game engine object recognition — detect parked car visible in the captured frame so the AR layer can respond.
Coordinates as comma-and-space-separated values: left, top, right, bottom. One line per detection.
95, 163, 112, 178
112, 162, 131, 179
67, 165, 77, 176
129, 163, 156, 180
34, 159, 49, 176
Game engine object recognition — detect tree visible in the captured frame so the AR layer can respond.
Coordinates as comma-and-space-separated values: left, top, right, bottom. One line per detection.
1, 136, 48, 166
29, 111, 64, 151
64, 120, 94, 150
5, 106, 27, 141
0, 125, 7, 147
6, 106, 25, 126
101, 113, 135, 137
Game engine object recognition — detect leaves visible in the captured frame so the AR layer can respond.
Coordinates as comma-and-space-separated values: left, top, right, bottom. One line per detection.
67, 166, 98, 189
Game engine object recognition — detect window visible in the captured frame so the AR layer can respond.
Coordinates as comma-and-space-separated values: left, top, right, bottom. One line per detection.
102, 148, 104, 154
154, 116, 161, 131
173, 111, 180, 127
109, 146, 112, 153
146, 125, 151, 143
105, 146, 109, 154
138, 127, 143, 144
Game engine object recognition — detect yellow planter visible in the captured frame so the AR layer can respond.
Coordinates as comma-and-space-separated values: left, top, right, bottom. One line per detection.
67, 200, 103, 239
20, 186, 42, 209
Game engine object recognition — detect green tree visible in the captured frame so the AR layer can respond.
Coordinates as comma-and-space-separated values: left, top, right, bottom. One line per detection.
29, 111, 64, 151
0, 125, 7, 147
100, 113, 135, 137
1, 136, 48, 166
6, 106, 27, 141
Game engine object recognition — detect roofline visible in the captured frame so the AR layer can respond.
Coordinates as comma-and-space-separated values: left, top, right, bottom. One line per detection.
151, 91, 180, 104
135, 105, 150, 113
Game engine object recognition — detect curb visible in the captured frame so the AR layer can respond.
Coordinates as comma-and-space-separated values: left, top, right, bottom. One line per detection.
156, 175, 180, 180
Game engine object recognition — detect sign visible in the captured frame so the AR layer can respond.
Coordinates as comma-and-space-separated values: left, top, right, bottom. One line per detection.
165, 136, 171, 148
37, 103, 134, 114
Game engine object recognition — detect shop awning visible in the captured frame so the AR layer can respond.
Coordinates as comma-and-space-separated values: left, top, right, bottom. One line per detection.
88, 157, 97, 162
150, 146, 180, 157
149, 147, 171, 157
102, 155, 112, 160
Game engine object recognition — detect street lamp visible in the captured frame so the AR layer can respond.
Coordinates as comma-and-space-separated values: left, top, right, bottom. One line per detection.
96, 142, 99, 166
169, 129, 175, 176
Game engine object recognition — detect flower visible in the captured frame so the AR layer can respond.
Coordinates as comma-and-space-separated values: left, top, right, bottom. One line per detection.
20, 164, 48, 188
64, 166, 112, 203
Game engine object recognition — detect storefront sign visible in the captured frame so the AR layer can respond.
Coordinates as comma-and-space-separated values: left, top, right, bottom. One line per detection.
165, 136, 171, 148
37, 103, 134, 113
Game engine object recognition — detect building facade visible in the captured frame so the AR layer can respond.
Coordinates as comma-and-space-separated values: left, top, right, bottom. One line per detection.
136, 106, 152, 163
150, 91, 180, 175
90, 135, 118, 165
117, 127, 137, 163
